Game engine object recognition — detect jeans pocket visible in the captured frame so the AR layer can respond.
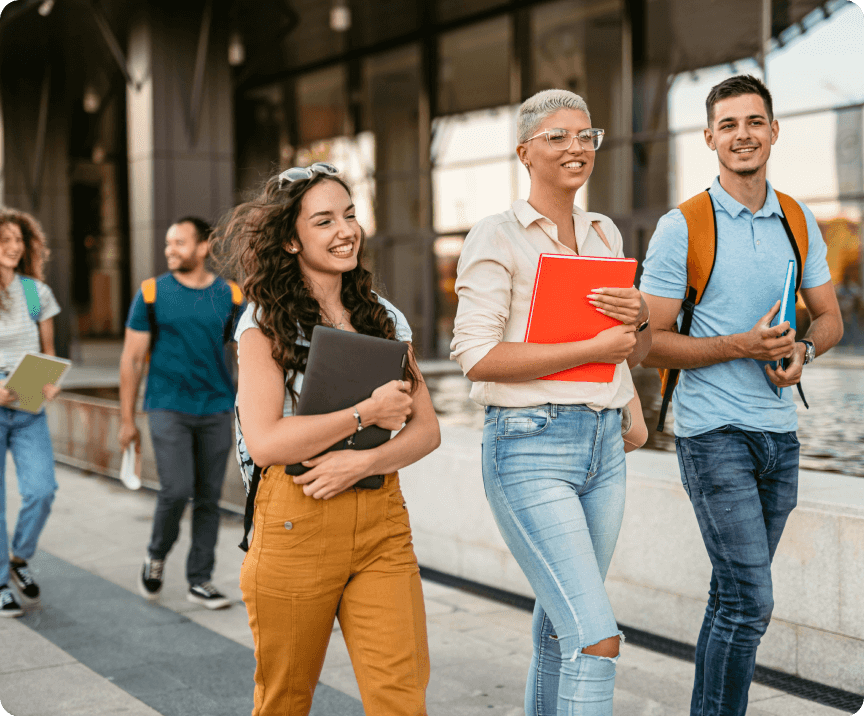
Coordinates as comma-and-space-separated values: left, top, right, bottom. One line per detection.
499, 409, 550, 439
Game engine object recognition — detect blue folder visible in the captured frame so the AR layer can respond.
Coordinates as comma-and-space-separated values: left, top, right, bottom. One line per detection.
762, 259, 796, 397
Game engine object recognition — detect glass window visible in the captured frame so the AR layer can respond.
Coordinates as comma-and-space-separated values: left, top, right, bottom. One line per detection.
235, 84, 285, 196
438, 17, 510, 116
296, 66, 347, 145
436, 0, 508, 24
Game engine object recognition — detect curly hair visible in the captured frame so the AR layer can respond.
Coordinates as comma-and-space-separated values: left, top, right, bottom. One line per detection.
0, 208, 50, 314
213, 172, 419, 409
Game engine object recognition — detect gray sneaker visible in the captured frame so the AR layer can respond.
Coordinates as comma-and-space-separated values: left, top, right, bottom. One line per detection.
138, 557, 165, 601
0, 585, 23, 618
187, 582, 231, 610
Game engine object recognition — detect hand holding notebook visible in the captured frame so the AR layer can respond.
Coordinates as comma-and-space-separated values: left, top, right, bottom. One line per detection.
524, 254, 638, 382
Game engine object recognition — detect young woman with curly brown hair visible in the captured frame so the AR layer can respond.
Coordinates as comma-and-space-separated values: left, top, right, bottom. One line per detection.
0, 208, 62, 618
218, 165, 440, 716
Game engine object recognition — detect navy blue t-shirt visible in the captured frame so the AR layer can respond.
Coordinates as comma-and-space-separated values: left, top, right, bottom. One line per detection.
126, 273, 244, 415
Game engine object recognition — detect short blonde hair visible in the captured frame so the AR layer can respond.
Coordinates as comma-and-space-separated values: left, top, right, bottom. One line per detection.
517, 89, 591, 144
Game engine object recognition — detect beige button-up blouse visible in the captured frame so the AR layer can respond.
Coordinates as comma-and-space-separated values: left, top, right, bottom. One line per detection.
450, 199, 635, 410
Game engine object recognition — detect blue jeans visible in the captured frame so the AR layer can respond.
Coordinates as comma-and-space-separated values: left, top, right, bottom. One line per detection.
0, 407, 57, 586
482, 404, 627, 716
676, 426, 799, 716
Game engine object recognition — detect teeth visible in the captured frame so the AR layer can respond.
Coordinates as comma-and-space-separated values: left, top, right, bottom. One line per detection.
330, 245, 352, 256
563, 162, 584, 168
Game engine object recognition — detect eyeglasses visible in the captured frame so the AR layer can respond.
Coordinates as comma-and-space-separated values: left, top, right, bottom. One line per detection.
278, 163, 339, 188
524, 128, 605, 152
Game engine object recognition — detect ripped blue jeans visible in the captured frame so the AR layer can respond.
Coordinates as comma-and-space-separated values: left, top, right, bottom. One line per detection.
482, 404, 626, 716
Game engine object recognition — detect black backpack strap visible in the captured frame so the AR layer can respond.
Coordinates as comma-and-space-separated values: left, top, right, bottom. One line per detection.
656, 285, 698, 432
224, 302, 241, 344
239, 465, 262, 552
777, 211, 810, 410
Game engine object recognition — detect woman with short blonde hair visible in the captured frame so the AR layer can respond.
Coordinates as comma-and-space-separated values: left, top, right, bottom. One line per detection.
451, 89, 652, 715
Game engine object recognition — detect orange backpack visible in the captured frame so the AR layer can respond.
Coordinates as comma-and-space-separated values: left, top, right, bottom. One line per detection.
655, 190, 809, 432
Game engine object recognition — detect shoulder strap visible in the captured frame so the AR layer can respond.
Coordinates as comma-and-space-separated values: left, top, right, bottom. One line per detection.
678, 191, 718, 307
775, 191, 809, 293
141, 277, 157, 304
142, 278, 158, 352
656, 190, 717, 432
19, 276, 41, 321
227, 279, 243, 306
239, 465, 262, 552
224, 280, 244, 344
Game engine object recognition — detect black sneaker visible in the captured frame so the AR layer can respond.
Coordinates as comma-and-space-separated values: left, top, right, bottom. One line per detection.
138, 557, 165, 601
10, 561, 40, 601
187, 582, 231, 610
0, 585, 23, 618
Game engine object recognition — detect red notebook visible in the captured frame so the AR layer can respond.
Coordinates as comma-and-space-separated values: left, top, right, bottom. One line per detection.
524, 254, 638, 382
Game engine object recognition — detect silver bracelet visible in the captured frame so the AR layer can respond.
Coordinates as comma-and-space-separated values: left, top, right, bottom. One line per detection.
352, 407, 364, 432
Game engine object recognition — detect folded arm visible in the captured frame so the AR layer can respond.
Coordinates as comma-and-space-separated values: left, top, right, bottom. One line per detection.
238, 328, 440, 498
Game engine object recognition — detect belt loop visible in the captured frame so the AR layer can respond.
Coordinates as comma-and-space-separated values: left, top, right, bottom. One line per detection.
550, 403, 558, 419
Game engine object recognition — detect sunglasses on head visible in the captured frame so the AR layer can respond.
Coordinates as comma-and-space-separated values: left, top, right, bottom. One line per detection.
277, 163, 339, 188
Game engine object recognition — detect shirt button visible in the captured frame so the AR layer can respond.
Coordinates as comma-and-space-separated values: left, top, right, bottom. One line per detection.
284, 521, 293, 530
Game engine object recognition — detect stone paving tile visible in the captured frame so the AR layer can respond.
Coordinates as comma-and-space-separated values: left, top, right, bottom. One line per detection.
746, 694, 851, 716
0, 616, 76, 675
0, 647, 158, 716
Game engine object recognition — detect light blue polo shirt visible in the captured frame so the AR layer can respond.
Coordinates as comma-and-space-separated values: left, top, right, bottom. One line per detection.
639, 177, 831, 437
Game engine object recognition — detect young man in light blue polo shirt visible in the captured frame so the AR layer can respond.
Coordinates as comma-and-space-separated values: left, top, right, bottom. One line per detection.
639, 75, 843, 716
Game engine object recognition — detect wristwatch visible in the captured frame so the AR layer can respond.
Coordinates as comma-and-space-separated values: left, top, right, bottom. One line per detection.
799, 339, 816, 365
637, 315, 650, 332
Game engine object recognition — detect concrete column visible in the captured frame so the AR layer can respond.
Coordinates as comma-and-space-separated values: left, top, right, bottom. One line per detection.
126, 2, 234, 289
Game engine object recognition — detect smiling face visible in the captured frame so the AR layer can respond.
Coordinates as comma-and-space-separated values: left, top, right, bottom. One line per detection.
705, 93, 778, 179
0, 222, 25, 273
518, 108, 595, 194
165, 221, 208, 273
287, 179, 361, 282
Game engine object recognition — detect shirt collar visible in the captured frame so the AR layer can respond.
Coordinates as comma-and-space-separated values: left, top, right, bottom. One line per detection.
708, 176, 782, 219
512, 198, 590, 227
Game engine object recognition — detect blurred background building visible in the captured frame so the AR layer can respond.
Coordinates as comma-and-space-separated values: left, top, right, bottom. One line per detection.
0, 0, 862, 359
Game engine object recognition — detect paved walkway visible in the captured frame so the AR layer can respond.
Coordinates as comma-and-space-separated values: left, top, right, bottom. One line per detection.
1, 460, 854, 716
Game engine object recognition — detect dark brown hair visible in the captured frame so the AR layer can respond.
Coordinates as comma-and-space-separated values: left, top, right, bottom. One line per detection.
0, 208, 50, 313
706, 74, 774, 127
174, 216, 212, 243
213, 173, 419, 408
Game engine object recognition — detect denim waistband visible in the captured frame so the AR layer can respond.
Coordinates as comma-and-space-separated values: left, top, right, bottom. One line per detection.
485, 403, 619, 415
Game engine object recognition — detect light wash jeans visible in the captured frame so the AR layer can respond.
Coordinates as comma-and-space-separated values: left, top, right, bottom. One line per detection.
0, 406, 57, 587
482, 404, 627, 716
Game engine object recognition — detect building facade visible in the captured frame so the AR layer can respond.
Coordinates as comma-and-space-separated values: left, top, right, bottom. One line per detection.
1, 0, 861, 358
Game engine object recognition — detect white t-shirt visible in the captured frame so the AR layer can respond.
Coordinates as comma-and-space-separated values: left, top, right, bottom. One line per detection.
233, 295, 412, 493
0, 275, 61, 373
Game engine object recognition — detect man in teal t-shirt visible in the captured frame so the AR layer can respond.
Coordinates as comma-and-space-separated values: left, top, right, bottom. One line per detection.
119, 217, 244, 610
